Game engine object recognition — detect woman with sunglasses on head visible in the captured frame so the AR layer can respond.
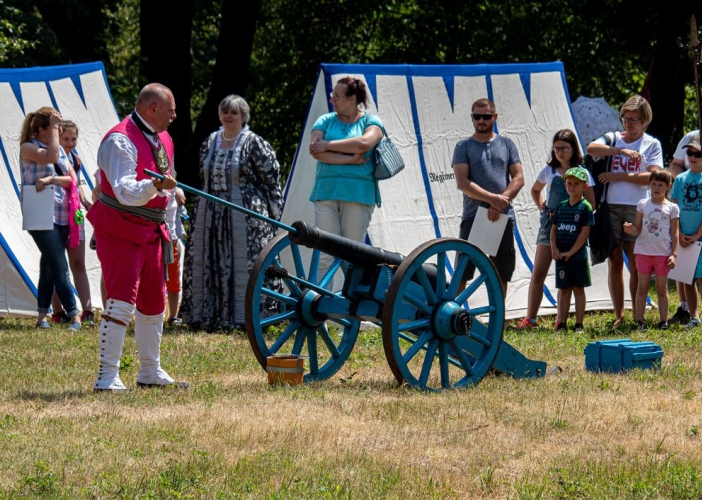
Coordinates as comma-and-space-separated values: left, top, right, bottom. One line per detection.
586, 95, 663, 328
517, 129, 596, 330
308, 77, 384, 285
19, 107, 82, 330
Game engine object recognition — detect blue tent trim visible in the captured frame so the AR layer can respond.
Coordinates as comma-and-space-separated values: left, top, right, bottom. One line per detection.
285, 63, 576, 310
0, 232, 37, 298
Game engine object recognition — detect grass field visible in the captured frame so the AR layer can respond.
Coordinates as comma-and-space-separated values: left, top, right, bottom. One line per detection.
1, 284, 702, 499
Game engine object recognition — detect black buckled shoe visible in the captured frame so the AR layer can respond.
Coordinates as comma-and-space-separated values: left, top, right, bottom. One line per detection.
670, 306, 691, 324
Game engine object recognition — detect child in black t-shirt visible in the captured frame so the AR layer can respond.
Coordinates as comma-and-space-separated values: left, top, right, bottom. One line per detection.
550, 167, 595, 333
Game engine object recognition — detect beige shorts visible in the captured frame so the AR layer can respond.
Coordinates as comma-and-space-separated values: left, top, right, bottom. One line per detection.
607, 204, 637, 242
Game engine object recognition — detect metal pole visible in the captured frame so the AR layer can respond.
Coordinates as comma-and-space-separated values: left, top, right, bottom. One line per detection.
144, 169, 298, 235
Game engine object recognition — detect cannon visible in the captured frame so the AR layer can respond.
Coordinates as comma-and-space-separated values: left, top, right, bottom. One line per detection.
147, 170, 547, 391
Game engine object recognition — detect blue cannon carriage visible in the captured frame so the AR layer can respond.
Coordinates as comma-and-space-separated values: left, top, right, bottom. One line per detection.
148, 170, 547, 391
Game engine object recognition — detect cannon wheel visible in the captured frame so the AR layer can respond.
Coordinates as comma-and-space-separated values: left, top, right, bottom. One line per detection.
246, 232, 360, 382
381, 238, 504, 391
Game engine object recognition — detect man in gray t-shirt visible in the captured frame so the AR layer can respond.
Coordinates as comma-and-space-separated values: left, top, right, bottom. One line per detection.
451, 98, 524, 295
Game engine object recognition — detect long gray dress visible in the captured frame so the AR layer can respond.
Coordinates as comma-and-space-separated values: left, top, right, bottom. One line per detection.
181, 126, 283, 331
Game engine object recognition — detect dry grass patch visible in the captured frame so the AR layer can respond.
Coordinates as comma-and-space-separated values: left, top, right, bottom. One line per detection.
1, 301, 702, 498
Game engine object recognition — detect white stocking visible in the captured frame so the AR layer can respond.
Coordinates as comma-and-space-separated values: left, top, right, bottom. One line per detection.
134, 310, 174, 385
94, 298, 135, 391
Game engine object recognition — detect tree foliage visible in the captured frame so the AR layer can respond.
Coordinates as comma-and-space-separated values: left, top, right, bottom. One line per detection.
246, 1, 701, 173
2, 0, 702, 181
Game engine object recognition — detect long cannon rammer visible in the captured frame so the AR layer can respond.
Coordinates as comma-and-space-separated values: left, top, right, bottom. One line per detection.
146, 170, 547, 391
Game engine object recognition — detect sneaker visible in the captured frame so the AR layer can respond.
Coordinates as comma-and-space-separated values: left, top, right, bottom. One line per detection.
68, 321, 81, 331
685, 317, 701, 329
36, 319, 51, 329
657, 321, 669, 331
554, 320, 567, 332
671, 306, 691, 324
81, 311, 95, 326
517, 317, 537, 330
51, 311, 70, 324
635, 320, 647, 331
574, 323, 584, 333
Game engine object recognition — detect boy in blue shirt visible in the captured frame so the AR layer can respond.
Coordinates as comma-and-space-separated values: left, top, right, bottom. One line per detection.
550, 167, 595, 333
670, 134, 702, 329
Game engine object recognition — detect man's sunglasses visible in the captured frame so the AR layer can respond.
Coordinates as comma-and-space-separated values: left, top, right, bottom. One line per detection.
686, 149, 702, 158
471, 113, 494, 121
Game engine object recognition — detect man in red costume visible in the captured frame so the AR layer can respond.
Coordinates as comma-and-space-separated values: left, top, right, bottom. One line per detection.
88, 83, 187, 391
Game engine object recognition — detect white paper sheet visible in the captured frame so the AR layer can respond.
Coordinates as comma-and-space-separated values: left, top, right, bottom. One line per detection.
467, 206, 509, 257
668, 241, 702, 285
21, 186, 55, 231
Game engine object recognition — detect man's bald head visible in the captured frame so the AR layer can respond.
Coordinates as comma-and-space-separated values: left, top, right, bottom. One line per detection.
135, 83, 176, 133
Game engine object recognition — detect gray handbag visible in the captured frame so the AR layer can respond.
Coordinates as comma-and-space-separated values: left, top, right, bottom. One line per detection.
373, 127, 405, 180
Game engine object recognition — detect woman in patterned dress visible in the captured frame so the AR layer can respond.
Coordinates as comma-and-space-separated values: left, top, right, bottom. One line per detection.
181, 95, 283, 331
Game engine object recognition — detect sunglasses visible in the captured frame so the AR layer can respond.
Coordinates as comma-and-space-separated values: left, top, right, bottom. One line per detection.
472, 113, 494, 121
621, 117, 641, 125
686, 149, 702, 158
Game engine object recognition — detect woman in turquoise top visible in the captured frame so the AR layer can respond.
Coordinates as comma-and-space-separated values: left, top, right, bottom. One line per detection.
308, 77, 383, 280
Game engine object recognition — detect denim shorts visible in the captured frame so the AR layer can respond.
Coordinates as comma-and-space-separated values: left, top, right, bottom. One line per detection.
536, 209, 553, 246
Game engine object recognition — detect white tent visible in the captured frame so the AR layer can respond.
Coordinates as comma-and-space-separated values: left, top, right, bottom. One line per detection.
0, 62, 118, 316
282, 63, 626, 319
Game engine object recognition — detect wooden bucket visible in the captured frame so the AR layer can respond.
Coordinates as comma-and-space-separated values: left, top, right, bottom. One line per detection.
266, 355, 304, 386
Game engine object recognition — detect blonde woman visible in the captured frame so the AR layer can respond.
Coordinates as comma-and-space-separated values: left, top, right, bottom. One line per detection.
19, 107, 81, 330
586, 95, 663, 327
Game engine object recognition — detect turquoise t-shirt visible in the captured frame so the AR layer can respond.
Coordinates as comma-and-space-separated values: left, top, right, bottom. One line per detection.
309, 112, 383, 206
672, 170, 702, 278
672, 170, 702, 237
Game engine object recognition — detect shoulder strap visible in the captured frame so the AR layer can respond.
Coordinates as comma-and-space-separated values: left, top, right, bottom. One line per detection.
604, 132, 616, 147
604, 132, 616, 175
365, 114, 387, 137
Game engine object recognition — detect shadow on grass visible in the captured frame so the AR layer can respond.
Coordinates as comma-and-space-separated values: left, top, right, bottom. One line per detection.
17, 389, 91, 402
165, 323, 247, 336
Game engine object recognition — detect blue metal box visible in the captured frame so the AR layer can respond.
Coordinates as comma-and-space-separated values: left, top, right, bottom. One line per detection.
584, 338, 663, 373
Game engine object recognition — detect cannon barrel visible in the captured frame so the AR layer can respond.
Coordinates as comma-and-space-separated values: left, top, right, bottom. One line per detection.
144, 169, 438, 279
289, 220, 439, 282
289, 221, 405, 268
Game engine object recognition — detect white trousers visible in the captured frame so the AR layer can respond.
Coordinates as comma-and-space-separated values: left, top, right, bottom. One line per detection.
313, 200, 374, 290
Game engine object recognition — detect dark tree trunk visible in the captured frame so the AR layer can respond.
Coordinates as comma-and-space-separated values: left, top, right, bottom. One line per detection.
190, 0, 262, 189
140, 0, 195, 183
643, 9, 695, 162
